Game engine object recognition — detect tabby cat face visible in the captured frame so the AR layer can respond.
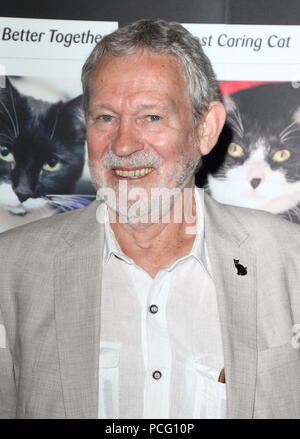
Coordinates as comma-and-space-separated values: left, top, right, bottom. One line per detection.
206, 83, 300, 215
0, 77, 86, 215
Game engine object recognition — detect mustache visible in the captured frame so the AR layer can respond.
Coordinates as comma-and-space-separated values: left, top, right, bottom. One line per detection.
101, 149, 164, 169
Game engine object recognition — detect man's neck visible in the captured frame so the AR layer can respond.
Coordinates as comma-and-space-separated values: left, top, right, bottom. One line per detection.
109, 185, 197, 277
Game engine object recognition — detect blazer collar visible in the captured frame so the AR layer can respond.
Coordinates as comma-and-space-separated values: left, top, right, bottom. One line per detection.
204, 193, 257, 419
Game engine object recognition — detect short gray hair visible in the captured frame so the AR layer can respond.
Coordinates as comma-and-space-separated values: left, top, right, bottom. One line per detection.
81, 19, 221, 120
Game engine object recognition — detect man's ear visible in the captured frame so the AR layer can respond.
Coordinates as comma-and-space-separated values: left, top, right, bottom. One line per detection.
196, 101, 226, 156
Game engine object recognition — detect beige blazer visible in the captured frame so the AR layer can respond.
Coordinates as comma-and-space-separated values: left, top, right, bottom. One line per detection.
0, 194, 300, 418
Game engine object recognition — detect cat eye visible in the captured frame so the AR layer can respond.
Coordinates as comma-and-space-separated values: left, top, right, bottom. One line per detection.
0, 146, 14, 163
272, 149, 291, 162
43, 158, 61, 172
227, 142, 244, 158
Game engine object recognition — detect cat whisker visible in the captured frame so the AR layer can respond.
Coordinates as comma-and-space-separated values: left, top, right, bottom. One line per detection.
280, 120, 300, 141
280, 129, 300, 142
0, 101, 17, 137
234, 109, 244, 136
0, 119, 15, 141
227, 105, 244, 138
281, 131, 300, 140
50, 110, 58, 140
0, 100, 18, 139
281, 135, 300, 143
280, 120, 297, 136
227, 113, 244, 138
9, 84, 20, 137
0, 133, 14, 142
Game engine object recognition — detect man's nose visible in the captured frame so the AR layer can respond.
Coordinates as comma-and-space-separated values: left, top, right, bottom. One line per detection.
111, 120, 144, 156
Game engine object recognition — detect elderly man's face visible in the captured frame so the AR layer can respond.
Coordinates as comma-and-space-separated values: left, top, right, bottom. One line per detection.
87, 50, 205, 219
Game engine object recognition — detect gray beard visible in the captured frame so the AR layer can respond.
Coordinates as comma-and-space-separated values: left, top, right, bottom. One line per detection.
90, 149, 202, 224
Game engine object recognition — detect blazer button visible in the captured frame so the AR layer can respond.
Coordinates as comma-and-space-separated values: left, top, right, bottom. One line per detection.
152, 370, 162, 380
149, 304, 158, 314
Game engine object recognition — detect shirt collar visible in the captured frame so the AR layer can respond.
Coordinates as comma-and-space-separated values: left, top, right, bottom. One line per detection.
163, 187, 205, 271
188, 186, 205, 263
102, 205, 134, 265
102, 187, 206, 268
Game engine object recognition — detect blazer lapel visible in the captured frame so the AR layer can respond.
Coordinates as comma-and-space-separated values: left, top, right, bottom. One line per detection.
54, 201, 104, 418
204, 194, 257, 419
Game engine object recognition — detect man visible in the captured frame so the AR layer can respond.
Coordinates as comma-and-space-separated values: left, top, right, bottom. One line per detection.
0, 19, 300, 419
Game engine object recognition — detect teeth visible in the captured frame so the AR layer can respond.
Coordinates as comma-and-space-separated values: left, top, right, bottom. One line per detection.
114, 167, 153, 178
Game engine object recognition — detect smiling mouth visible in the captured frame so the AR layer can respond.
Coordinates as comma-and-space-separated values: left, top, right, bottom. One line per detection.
113, 167, 154, 179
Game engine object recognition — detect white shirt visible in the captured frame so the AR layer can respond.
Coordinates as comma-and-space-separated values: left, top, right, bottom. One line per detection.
99, 187, 226, 419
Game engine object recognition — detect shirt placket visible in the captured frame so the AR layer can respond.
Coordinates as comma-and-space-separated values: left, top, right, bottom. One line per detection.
143, 270, 172, 418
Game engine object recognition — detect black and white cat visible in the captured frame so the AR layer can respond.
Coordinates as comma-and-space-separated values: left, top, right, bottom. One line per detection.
203, 83, 300, 223
0, 76, 91, 230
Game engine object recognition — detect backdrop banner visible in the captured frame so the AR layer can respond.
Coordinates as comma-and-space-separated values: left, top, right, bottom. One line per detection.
0, 18, 300, 232
184, 24, 300, 224
0, 17, 117, 232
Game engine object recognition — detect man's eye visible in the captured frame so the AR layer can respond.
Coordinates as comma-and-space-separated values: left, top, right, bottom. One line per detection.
98, 115, 114, 122
146, 115, 161, 122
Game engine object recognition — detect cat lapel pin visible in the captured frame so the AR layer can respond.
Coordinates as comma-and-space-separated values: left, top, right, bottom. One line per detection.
233, 259, 247, 276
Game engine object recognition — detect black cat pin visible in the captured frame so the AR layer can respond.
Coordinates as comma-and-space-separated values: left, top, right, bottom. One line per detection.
233, 259, 247, 276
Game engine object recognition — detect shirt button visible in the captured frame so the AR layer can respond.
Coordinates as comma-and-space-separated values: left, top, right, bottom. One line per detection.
152, 370, 162, 380
149, 304, 158, 314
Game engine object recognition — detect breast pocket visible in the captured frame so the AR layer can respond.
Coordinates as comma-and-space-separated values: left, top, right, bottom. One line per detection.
192, 359, 227, 419
98, 342, 120, 419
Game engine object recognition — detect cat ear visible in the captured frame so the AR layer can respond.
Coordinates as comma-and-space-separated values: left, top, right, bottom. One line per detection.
292, 106, 300, 125
196, 101, 226, 156
54, 95, 86, 143
0, 76, 21, 98
0, 76, 11, 92
223, 95, 237, 113
0, 76, 20, 105
0, 76, 22, 128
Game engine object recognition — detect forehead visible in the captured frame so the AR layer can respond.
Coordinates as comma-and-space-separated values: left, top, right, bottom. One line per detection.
90, 50, 190, 104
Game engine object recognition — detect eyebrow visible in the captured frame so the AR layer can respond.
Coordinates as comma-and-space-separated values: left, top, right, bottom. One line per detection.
137, 103, 169, 112
89, 103, 116, 113
89, 102, 170, 114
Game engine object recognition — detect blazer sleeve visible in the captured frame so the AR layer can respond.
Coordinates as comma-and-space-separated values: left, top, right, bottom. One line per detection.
0, 304, 17, 418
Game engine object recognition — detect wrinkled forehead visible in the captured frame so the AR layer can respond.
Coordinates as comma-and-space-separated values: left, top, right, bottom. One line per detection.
90, 49, 190, 99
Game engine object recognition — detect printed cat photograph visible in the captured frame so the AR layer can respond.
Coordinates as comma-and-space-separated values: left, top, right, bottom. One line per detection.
0, 76, 95, 232
200, 82, 300, 224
